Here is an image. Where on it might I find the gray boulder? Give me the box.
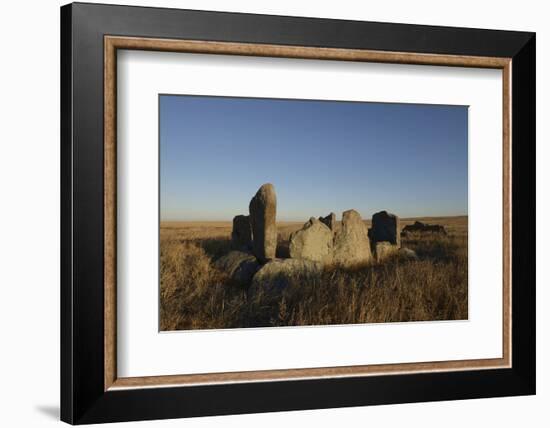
[289,217,333,263]
[231,215,252,251]
[370,211,400,247]
[332,209,372,266]
[250,258,322,294]
[249,183,277,263]
[214,251,260,286]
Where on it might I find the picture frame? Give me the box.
[60,2,535,424]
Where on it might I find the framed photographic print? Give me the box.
[60,2,535,424]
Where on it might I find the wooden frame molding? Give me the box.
[104,35,513,391]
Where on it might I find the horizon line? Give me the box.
[160,213,469,223]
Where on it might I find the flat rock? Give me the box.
[249,183,277,263]
[332,209,372,267]
[231,214,252,251]
[289,217,333,262]
[214,251,260,286]
[250,258,322,294]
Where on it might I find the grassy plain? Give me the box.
[160,216,468,331]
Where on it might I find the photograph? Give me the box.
[159,95,469,331]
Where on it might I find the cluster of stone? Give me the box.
[220,183,416,291]
[285,209,375,266]
[290,209,407,265]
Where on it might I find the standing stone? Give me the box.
[289,217,333,263]
[319,212,337,232]
[249,183,277,263]
[231,215,252,251]
[332,209,372,266]
[370,211,400,247]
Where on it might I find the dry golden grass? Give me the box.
[160,216,468,331]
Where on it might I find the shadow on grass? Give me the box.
[191,237,233,260]
[403,235,465,263]
[193,236,293,260]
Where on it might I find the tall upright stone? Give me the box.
[370,211,400,247]
[319,212,337,232]
[332,209,372,266]
[289,217,333,262]
[249,183,277,263]
[231,215,252,251]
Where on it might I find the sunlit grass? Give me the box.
[160,217,468,331]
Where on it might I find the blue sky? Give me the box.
[160,95,468,221]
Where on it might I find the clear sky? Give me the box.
[160,95,468,222]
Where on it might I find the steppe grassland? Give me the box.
[160,217,468,331]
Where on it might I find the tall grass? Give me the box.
[160,225,467,331]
